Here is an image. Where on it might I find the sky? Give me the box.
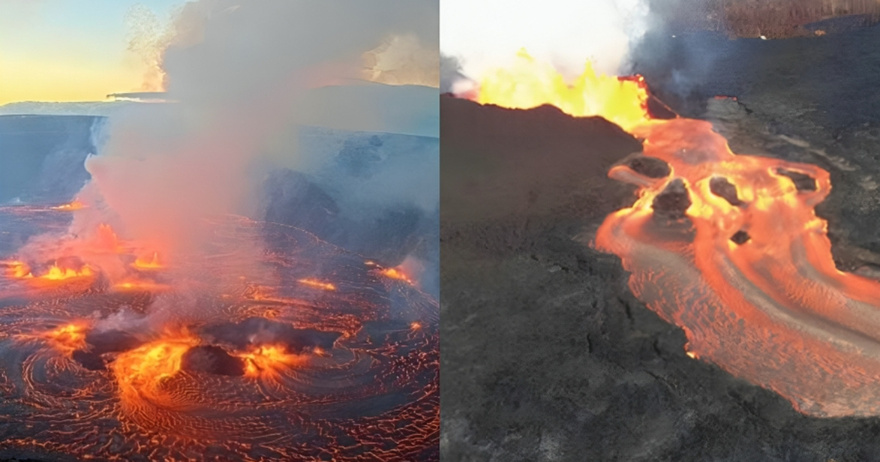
[0,0,183,105]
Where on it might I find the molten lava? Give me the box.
[237,344,308,379]
[0,215,438,459]
[379,267,414,285]
[112,279,169,292]
[22,323,90,356]
[38,262,94,281]
[50,200,85,211]
[476,49,651,132]
[297,278,336,291]
[2,260,32,278]
[1,223,172,293]
[474,57,880,417]
[112,332,198,405]
[133,251,164,270]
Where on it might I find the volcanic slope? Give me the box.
[440,88,880,460]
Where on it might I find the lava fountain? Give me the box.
[471,52,880,417]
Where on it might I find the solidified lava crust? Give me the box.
[0,211,439,461]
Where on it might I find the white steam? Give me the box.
[80,0,438,255]
[440,0,650,82]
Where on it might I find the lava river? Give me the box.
[472,52,880,417]
[0,207,438,460]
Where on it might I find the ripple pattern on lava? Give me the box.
[596,118,880,417]
[0,212,438,461]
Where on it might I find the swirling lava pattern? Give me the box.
[0,211,438,460]
[596,119,880,417]
[474,55,880,417]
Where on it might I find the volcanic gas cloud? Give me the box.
[0,1,438,460]
[470,52,880,418]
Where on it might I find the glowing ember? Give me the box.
[298,278,336,291]
[112,279,168,292]
[38,262,94,281]
[41,323,88,355]
[50,200,85,211]
[379,267,414,285]
[474,49,651,132]
[237,344,308,379]
[477,56,880,417]
[133,252,164,270]
[2,260,33,278]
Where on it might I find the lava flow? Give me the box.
[473,53,880,417]
[0,207,439,460]
[379,267,416,285]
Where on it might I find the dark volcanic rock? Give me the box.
[627,155,671,179]
[264,169,339,233]
[709,176,744,205]
[776,168,818,192]
[441,97,641,229]
[351,205,427,265]
[634,23,880,273]
[279,127,439,297]
[0,115,98,204]
[731,230,751,245]
[72,350,105,371]
[441,81,880,460]
[646,95,678,120]
[85,329,142,354]
[202,317,341,353]
[181,345,246,376]
[651,178,691,219]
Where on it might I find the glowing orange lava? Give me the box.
[2,260,33,279]
[29,323,89,356]
[379,267,414,285]
[133,252,164,270]
[474,49,651,132]
[236,344,307,379]
[112,332,198,405]
[298,278,337,291]
[476,56,880,417]
[38,263,94,281]
[0,215,439,458]
[50,200,85,211]
[112,279,168,292]
[92,223,125,253]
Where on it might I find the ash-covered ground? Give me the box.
[440,24,880,461]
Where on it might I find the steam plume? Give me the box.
[10,0,440,320]
[440,0,650,84]
[79,0,438,256]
